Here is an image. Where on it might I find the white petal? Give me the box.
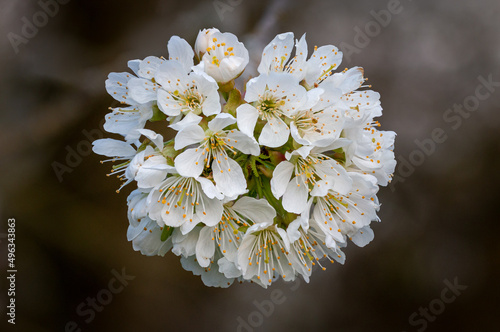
[181,255,234,288]
[232,197,276,226]
[302,88,324,109]
[225,131,260,156]
[92,139,135,157]
[351,226,374,247]
[286,214,309,243]
[290,121,311,146]
[305,45,342,86]
[195,28,220,57]
[218,257,242,278]
[137,129,163,149]
[196,177,224,200]
[197,196,223,227]
[105,72,134,104]
[287,145,314,160]
[155,60,189,89]
[270,161,294,198]
[208,113,236,132]
[258,116,290,148]
[167,36,194,72]
[157,89,182,117]
[169,112,202,131]
[195,227,216,267]
[310,179,334,197]
[328,66,364,94]
[212,158,247,197]
[282,176,308,214]
[174,125,205,150]
[276,227,291,251]
[257,32,294,74]
[190,72,221,116]
[136,156,169,188]
[174,148,205,178]
[128,78,158,104]
[172,227,200,257]
[127,60,141,76]
[236,104,259,138]
[138,56,164,80]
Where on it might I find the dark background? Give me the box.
[0,0,499,331]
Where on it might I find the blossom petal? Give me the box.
[257,32,294,74]
[258,116,290,148]
[196,227,216,267]
[138,56,164,80]
[174,148,205,178]
[128,77,158,104]
[174,125,205,150]
[208,113,236,132]
[172,227,200,257]
[232,197,276,226]
[351,226,375,247]
[196,177,224,200]
[225,131,260,156]
[136,156,169,188]
[137,129,163,149]
[305,45,343,86]
[282,176,308,214]
[92,139,135,157]
[218,257,242,278]
[127,60,141,76]
[155,60,189,89]
[236,104,259,138]
[270,160,294,199]
[105,72,134,104]
[212,158,247,197]
[169,112,202,131]
[167,36,194,72]
[197,196,223,227]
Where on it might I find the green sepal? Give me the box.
[223,88,244,117]
[150,104,167,122]
[161,226,174,241]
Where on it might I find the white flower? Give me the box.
[271,144,352,214]
[126,189,173,256]
[126,36,195,104]
[237,223,296,288]
[236,72,309,147]
[311,173,380,246]
[103,102,154,141]
[180,251,236,288]
[147,173,224,235]
[92,129,173,191]
[286,217,346,282]
[194,29,249,84]
[194,28,220,59]
[257,32,343,88]
[289,83,345,147]
[155,60,221,119]
[257,32,307,80]
[104,60,159,138]
[173,113,260,197]
[95,29,397,289]
[344,127,396,186]
[105,60,145,105]
[195,196,276,268]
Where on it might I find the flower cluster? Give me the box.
[93,28,396,288]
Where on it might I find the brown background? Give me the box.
[0,0,499,331]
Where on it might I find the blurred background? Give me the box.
[0,0,499,331]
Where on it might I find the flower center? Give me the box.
[172,88,203,115]
[255,91,286,120]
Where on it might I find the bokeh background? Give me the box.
[1,0,499,331]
